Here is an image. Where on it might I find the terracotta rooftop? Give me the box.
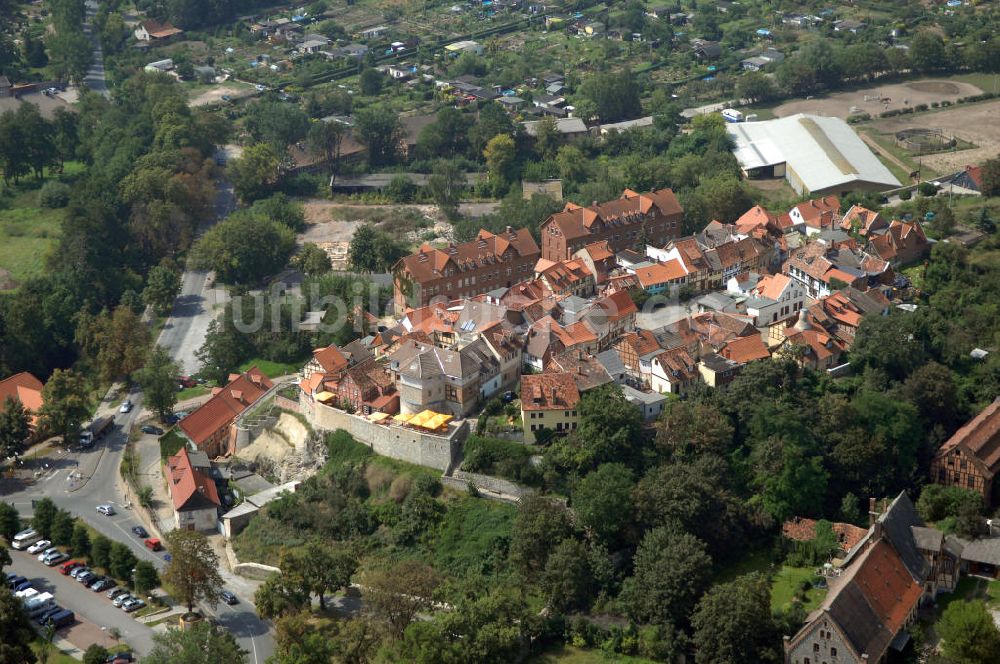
[396,228,540,285]
[634,259,687,288]
[0,372,44,416]
[140,19,183,38]
[312,344,348,374]
[542,188,683,241]
[792,195,841,224]
[179,368,273,452]
[734,204,777,234]
[936,398,1000,475]
[520,373,581,411]
[167,447,221,512]
[751,273,792,301]
[721,334,771,363]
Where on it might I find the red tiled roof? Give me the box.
[735,205,777,234]
[792,195,841,224]
[593,289,638,322]
[936,398,1000,474]
[520,373,581,411]
[542,189,683,241]
[721,334,770,363]
[851,539,923,642]
[179,368,273,451]
[964,164,982,189]
[634,259,687,288]
[580,240,614,261]
[140,19,183,38]
[167,447,220,512]
[396,228,540,285]
[752,273,791,301]
[312,345,348,373]
[0,372,44,415]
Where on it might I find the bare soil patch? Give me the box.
[774,79,982,120]
[189,84,254,107]
[867,100,1000,174]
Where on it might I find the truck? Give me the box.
[721,108,744,123]
[24,593,54,616]
[80,416,114,448]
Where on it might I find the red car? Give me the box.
[59,560,84,575]
[144,538,163,552]
[176,376,197,389]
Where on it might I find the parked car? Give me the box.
[59,560,84,575]
[107,653,134,663]
[144,538,162,552]
[15,587,38,600]
[220,590,238,605]
[92,578,116,592]
[13,579,32,592]
[108,588,129,600]
[119,399,133,413]
[96,504,116,516]
[76,571,96,585]
[5,573,25,588]
[41,609,74,628]
[37,547,59,561]
[44,552,69,566]
[83,574,104,588]
[112,593,133,608]
[121,598,145,612]
[27,539,52,555]
[131,526,149,538]
[140,425,163,436]
[176,376,197,388]
[36,605,64,625]
[70,566,90,579]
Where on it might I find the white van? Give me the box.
[12,528,40,550]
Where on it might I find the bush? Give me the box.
[461,435,540,485]
[386,174,417,203]
[38,181,71,208]
[899,190,912,201]
[918,182,938,197]
[914,103,928,112]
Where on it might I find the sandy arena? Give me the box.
[774,79,982,120]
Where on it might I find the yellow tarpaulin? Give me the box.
[368,412,390,422]
[425,413,453,430]
[393,412,412,423]
[314,391,336,402]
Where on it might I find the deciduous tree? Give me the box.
[691,573,781,664]
[161,529,222,614]
[0,583,37,663]
[622,527,712,627]
[38,369,90,442]
[143,265,181,316]
[0,396,30,460]
[938,600,1000,664]
[137,346,180,421]
[229,143,281,203]
[145,622,247,664]
[509,494,574,582]
[361,559,439,638]
[354,106,402,168]
[572,463,634,542]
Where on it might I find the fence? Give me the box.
[441,468,534,504]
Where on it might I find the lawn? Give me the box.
[159,429,187,460]
[771,566,826,613]
[0,162,86,289]
[713,546,774,585]
[176,385,210,401]
[30,643,78,664]
[238,357,306,378]
[527,645,660,664]
[431,496,515,578]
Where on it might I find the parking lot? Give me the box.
[6,546,157,655]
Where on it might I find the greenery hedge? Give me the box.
[461,434,541,485]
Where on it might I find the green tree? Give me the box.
[483,133,516,193]
[0,501,20,542]
[578,70,641,123]
[307,120,345,180]
[938,600,1000,664]
[271,611,338,664]
[293,243,332,277]
[427,160,465,221]
[355,106,402,168]
[417,107,471,160]
[540,538,592,613]
[980,156,1000,197]
[622,527,712,626]
[143,264,181,316]
[79,305,150,382]
[161,529,223,614]
[136,346,180,421]
[548,384,643,474]
[134,560,160,595]
[189,211,296,284]
[70,522,90,557]
[244,101,310,151]
[32,498,59,539]
[533,116,561,160]
[109,541,137,582]
[145,622,247,664]
[358,67,383,96]
[361,559,439,639]
[83,645,110,664]
[229,143,281,203]
[691,573,780,664]
[38,369,91,442]
[0,544,9,574]
[510,495,574,583]
[255,573,309,620]
[90,534,111,570]
[50,510,74,546]
[0,396,30,460]
[0,583,38,663]
[348,224,406,273]
[572,463,634,542]
[910,30,947,72]
[280,542,357,610]
[736,70,777,104]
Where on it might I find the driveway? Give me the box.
[83,1,110,99]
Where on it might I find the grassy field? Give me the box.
[30,643,79,664]
[771,566,826,613]
[0,161,86,289]
[431,495,516,578]
[176,385,210,401]
[238,357,306,378]
[159,429,187,460]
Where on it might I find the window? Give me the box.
[814,644,819,652]
[830,648,836,657]
[968,476,975,488]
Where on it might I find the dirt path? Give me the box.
[858,131,912,181]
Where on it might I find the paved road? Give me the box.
[82,1,110,99]
[155,181,234,374]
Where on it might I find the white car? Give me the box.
[96,504,116,516]
[27,540,52,555]
[36,547,59,562]
[43,552,68,566]
[119,400,133,413]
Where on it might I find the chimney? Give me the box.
[869,497,878,525]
